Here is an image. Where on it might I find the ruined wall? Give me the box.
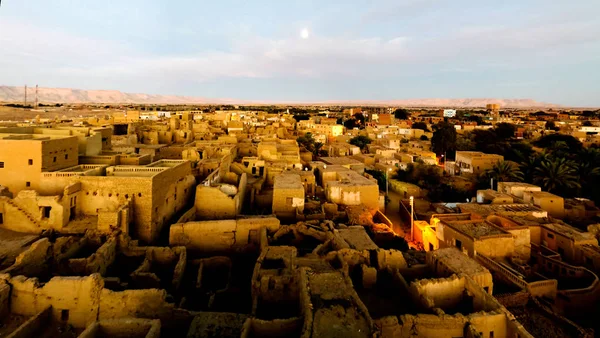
[170,217,279,253]
[14,185,80,230]
[99,288,174,321]
[409,275,466,310]
[468,313,508,338]
[1,197,42,233]
[396,314,467,337]
[69,237,117,276]
[8,274,103,328]
[195,185,238,220]
[3,238,51,277]
[79,319,161,338]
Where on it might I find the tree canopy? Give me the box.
[494,123,516,140]
[533,133,583,152]
[545,120,557,130]
[431,122,457,158]
[393,108,410,120]
[412,122,429,131]
[349,135,372,152]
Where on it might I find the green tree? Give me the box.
[431,122,457,158]
[485,161,523,184]
[297,133,317,154]
[365,169,387,191]
[494,123,516,139]
[292,114,310,122]
[353,113,366,126]
[456,132,476,151]
[545,120,557,130]
[533,158,580,194]
[534,133,583,152]
[344,118,358,129]
[419,135,429,141]
[393,108,410,120]
[412,122,429,131]
[583,121,593,127]
[313,142,326,157]
[349,135,372,153]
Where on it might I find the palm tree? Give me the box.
[576,162,600,193]
[313,142,325,157]
[486,160,523,184]
[533,158,580,194]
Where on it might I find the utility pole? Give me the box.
[24,85,27,106]
[410,196,414,242]
[35,85,38,109]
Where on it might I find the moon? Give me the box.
[300,28,309,39]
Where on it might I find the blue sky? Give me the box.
[1,0,599,106]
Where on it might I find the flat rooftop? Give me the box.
[456,151,503,159]
[332,171,376,187]
[527,191,563,199]
[0,133,75,141]
[428,248,490,276]
[446,220,509,239]
[542,223,597,242]
[458,203,546,215]
[319,157,363,166]
[273,173,303,190]
[499,182,541,189]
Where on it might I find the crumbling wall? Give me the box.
[170,220,236,253]
[3,238,51,277]
[468,312,508,338]
[13,190,67,230]
[398,314,467,337]
[376,249,408,270]
[240,317,304,338]
[409,275,466,310]
[252,246,300,317]
[99,288,175,321]
[2,198,42,233]
[7,306,52,338]
[170,217,280,253]
[8,274,103,328]
[53,236,87,265]
[69,237,117,276]
[79,318,161,338]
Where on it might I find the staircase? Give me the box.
[4,199,42,228]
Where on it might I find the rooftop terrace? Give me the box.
[542,223,597,242]
[446,220,509,239]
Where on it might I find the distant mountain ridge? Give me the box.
[0,85,560,108]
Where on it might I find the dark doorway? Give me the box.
[70,206,76,220]
[42,206,51,219]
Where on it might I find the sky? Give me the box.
[0,0,599,106]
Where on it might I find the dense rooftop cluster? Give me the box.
[0,104,599,337]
